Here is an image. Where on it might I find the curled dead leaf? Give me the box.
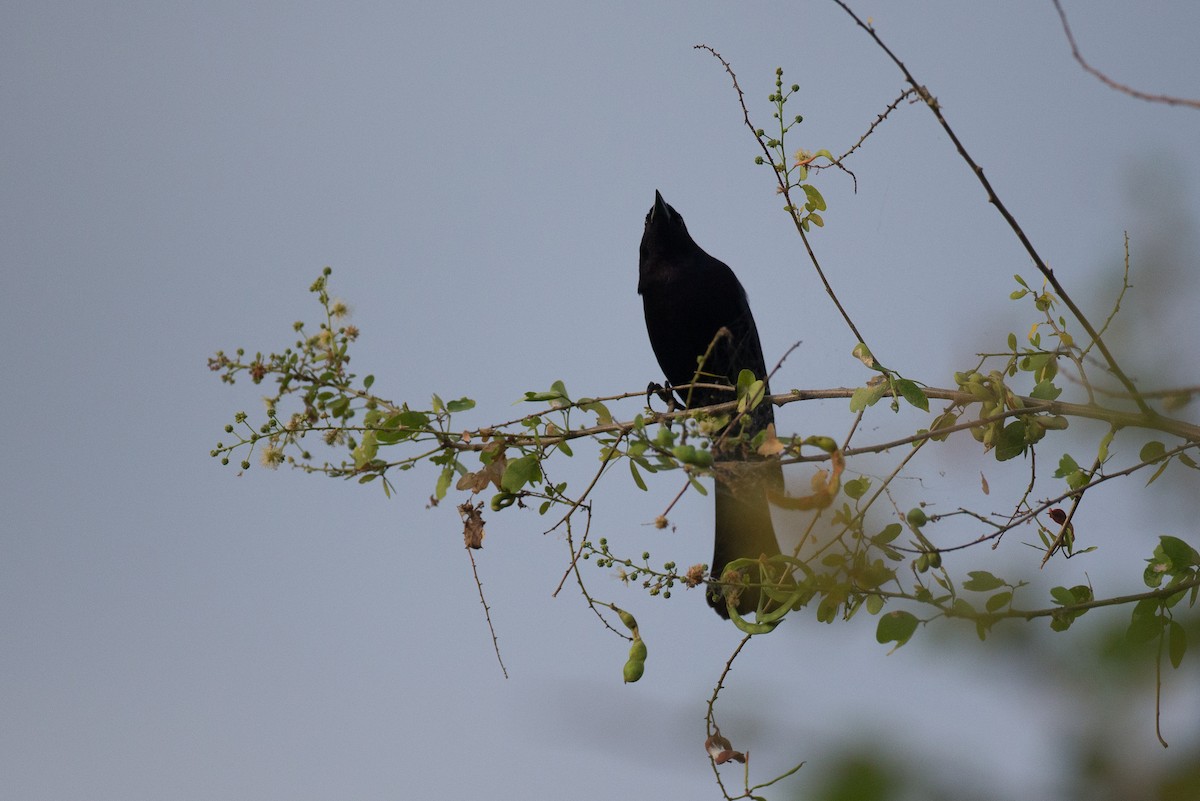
[705,727,747,765]
[455,452,507,494]
[458,502,486,549]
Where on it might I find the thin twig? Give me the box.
[550,431,626,596]
[1051,0,1200,110]
[833,87,918,166]
[927,439,1198,554]
[706,634,755,797]
[1039,451,1104,567]
[695,44,870,348]
[465,544,508,679]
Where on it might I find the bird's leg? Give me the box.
[645,381,678,414]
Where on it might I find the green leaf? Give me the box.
[352,431,378,468]
[995,421,1027,461]
[985,591,1012,612]
[876,610,919,648]
[851,342,878,370]
[1140,440,1167,463]
[1146,460,1170,486]
[1067,584,1092,604]
[1131,597,1160,621]
[844,477,869,499]
[363,374,375,390]
[951,598,976,618]
[1126,611,1162,645]
[1007,332,1018,351]
[1160,535,1200,569]
[500,454,541,493]
[962,571,1005,592]
[1053,454,1087,490]
[629,460,647,491]
[1013,274,1029,289]
[927,411,958,442]
[524,381,570,403]
[434,465,453,501]
[446,397,476,413]
[1144,559,1169,588]
[873,523,902,545]
[1050,586,1075,606]
[397,410,430,429]
[801,183,827,211]
[1097,427,1115,463]
[895,379,929,412]
[581,399,613,425]
[327,396,350,418]
[1055,454,1080,477]
[374,428,410,445]
[736,369,766,413]
[1030,380,1062,400]
[850,382,887,412]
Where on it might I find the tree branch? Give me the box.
[829,0,1154,416]
[1051,0,1200,110]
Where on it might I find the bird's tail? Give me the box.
[708,459,786,619]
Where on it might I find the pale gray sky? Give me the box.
[3,2,1199,799]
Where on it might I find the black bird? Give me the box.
[638,190,785,618]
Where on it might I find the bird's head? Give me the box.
[640,190,694,264]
